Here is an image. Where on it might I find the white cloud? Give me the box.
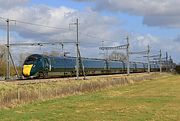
[0,1,179,63]
[0,5,75,39]
[0,0,29,9]
[174,35,180,42]
[0,5,125,60]
[131,33,180,62]
[73,0,180,28]
[0,5,121,45]
[136,34,158,47]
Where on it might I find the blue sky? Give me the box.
[39,0,179,42]
[28,0,180,62]
[29,0,179,38]
[0,0,180,63]
[30,0,92,10]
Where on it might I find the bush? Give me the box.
[0,60,22,77]
[175,65,180,74]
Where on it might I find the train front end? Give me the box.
[22,54,44,77]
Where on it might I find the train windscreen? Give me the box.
[24,56,40,64]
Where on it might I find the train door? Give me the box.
[40,58,50,78]
[44,58,49,72]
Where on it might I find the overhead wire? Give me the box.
[0,16,134,59]
[15,20,73,31]
[0,16,125,43]
[0,16,74,31]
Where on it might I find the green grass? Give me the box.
[0,74,180,121]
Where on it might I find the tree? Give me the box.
[0,45,6,76]
[43,51,60,56]
[0,45,23,77]
[109,51,127,61]
[0,45,6,59]
[19,53,31,66]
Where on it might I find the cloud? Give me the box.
[136,34,158,47]
[73,0,180,28]
[0,1,179,63]
[143,15,180,28]
[0,5,125,60]
[0,0,29,9]
[174,35,180,42]
[133,34,180,61]
[0,5,121,45]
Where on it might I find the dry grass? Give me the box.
[0,73,179,121]
[0,73,164,108]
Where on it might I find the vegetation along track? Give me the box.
[0,73,169,108]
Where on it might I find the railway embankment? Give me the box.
[0,73,170,108]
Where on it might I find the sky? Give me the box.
[0,0,180,63]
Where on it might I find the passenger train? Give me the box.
[22,54,160,78]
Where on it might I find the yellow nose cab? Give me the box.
[23,65,33,77]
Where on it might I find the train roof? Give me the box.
[26,54,150,64]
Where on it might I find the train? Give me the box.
[22,54,160,78]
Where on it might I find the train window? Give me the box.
[24,56,39,64]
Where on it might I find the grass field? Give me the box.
[0,74,180,121]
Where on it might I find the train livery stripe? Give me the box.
[23,65,33,76]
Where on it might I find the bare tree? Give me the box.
[47,51,60,56]
[109,51,127,61]
[0,45,6,60]
[43,52,49,56]
[0,45,6,76]
[19,53,31,66]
